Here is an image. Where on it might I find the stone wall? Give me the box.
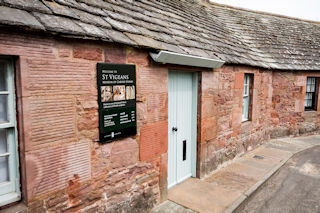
[199,66,273,177]
[0,31,164,212]
[270,71,320,137]
[198,67,320,177]
[0,31,320,212]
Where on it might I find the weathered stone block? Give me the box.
[201,96,216,118]
[127,48,150,67]
[202,70,219,92]
[201,117,217,143]
[104,45,126,64]
[137,67,168,95]
[91,142,112,177]
[159,153,168,202]
[25,141,91,198]
[295,99,304,112]
[234,72,244,89]
[58,47,71,58]
[110,138,138,169]
[270,128,290,138]
[140,121,168,161]
[73,46,103,61]
[296,75,306,86]
[146,93,168,123]
[232,107,242,129]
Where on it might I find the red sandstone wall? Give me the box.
[0,31,164,212]
[199,67,320,177]
[199,66,273,177]
[271,71,320,136]
[1,31,320,212]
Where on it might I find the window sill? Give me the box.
[304,109,317,112]
[0,192,21,208]
[241,120,252,129]
[0,202,27,213]
[242,119,250,123]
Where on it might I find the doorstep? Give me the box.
[153,135,320,213]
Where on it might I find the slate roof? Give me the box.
[0,0,320,70]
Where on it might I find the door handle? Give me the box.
[172,127,178,132]
[183,140,186,161]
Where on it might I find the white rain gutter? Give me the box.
[150,51,225,68]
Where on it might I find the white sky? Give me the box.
[210,0,320,22]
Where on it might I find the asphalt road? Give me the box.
[236,146,320,213]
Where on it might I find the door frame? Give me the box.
[168,70,198,186]
[190,72,198,177]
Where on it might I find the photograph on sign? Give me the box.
[126,85,135,100]
[113,85,126,101]
[101,86,113,102]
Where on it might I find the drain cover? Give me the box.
[253,155,264,160]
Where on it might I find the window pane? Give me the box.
[306,99,311,107]
[245,98,249,119]
[0,129,7,154]
[0,156,9,182]
[0,63,6,91]
[242,97,249,120]
[310,84,315,92]
[306,85,311,92]
[244,85,248,96]
[306,93,311,100]
[0,94,8,122]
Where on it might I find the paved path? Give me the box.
[152,135,320,213]
[152,201,196,213]
[235,146,320,213]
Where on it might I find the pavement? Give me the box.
[151,135,320,213]
[235,146,320,213]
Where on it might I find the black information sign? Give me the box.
[97,63,136,143]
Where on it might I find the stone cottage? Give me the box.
[0,0,320,212]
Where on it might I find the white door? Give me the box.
[168,71,197,188]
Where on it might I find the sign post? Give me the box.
[97,63,137,143]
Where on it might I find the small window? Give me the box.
[0,57,20,207]
[305,77,319,111]
[242,74,253,122]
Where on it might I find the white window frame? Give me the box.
[0,57,20,206]
[242,74,251,122]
